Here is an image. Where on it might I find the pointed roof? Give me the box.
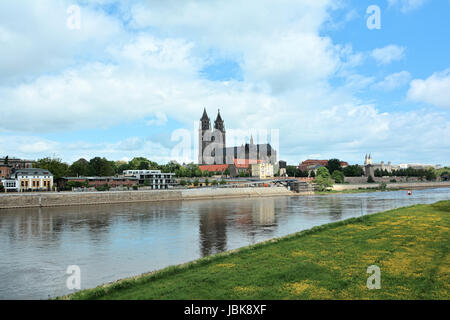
[201,108,209,121]
[215,109,223,122]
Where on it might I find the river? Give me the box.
[0,187,449,299]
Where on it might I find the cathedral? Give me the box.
[198,108,277,165]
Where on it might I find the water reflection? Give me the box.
[0,188,448,299]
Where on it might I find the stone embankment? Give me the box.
[0,187,294,210]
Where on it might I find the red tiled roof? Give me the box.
[199,164,229,172]
[233,159,263,169]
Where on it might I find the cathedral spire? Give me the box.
[201,108,209,121]
[214,108,224,131]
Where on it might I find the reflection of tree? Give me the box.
[198,205,227,257]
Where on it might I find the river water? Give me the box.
[0,188,449,299]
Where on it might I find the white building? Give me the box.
[123,170,176,189]
[2,168,54,192]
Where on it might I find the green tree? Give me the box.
[34,157,69,179]
[193,179,199,187]
[343,165,364,177]
[314,167,333,191]
[286,166,299,177]
[68,158,90,177]
[326,159,342,175]
[331,170,345,184]
[212,180,218,186]
[204,178,209,186]
[88,157,115,177]
[309,170,315,178]
[367,175,375,183]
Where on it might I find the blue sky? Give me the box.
[0,0,449,166]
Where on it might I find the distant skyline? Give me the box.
[0,0,449,166]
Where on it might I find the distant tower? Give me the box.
[198,108,211,165]
[213,109,226,164]
[198,108,226,165]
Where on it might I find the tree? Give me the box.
[309,170,315,178]
[326,159,342,175]
[212,180,218,186]
[193,179,199,187]
[34,157,69,179]
[367,175,375,183]
[4,156,8,165]
[286,166,299,177]
[115,161,130,175]
[0,184,4,192]
[314,167,334,191]
[343,165,364,177]
[204,178,209,186]
[88,157,115,177]
[68,158,90,177]
[331,170,345,184]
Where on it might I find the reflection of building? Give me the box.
[253,198,276,226]
[123,170,176,189]
[198,205,227,257]
[198,109,277,165]
[251,163,274,179]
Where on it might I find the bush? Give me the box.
[390,179,397,183]
[0,184,4,192]
[212,180,218,186]
[179,180,187,186]
[219,179,226,185]
[96,184,111,192]
[331,170,345,184]
[379,181,387,191]
[132,185,139,190]
[314,167,333,191]
[367,175,375,183]
[193,179,199,187]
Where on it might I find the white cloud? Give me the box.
[371,45,406,65]
[0,1,448,165]
[407,68,450,109]
[374,71,411,90]
[388,0,428,13]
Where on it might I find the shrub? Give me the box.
[132,185,139,190]
[379,181,387,191]
[331,170,344,184]
[193,179,199,187]
[367,175,375,183]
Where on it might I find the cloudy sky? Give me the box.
[0,0,449,166]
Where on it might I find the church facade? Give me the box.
[198,109,277,165]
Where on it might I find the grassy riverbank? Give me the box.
[314,188,401,195]
[65,200,450,300]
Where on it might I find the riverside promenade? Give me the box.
[0,187,294,210]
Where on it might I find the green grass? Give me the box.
[64,200,450,300]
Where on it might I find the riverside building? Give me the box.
[123,170,176,189]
